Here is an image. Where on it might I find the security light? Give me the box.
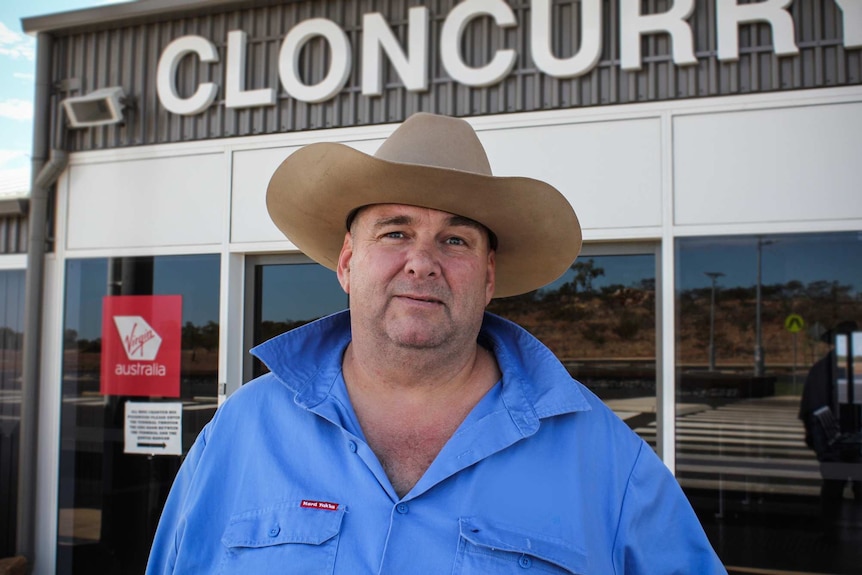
[62,86,126,128]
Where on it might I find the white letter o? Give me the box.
[279,19,352,103]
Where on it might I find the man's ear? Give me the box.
[484,249,496,305]
[336,232,353,294]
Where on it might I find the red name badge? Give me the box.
[301,500,340,511]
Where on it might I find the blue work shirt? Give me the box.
[147,311,726,574]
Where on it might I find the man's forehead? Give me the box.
[351,204,477,227]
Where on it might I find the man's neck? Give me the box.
[343,334,492,395]
[341,337,501,498]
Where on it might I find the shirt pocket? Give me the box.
[453,517,589,575]
[218,502,345,575]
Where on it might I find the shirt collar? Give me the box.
[251,310,591,426]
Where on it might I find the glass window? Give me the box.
[675,232,862,574]
[488,253,657,442]
[57,255,219,575]
[0,269,25,557]
[250,262,347,378]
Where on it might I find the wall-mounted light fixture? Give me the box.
[62,86,127,128]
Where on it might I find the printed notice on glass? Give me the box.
[124,401,183,455]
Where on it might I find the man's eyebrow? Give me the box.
[371,215,413,229]
[449,215,498,250]
[446,215,486,232]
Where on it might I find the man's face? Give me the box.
[337,204,496,351]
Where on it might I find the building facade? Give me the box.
[5,0,861,573]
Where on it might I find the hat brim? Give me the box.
[266,143,582,298]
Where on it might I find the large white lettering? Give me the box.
[156,36,219,115]
[620,0,696,71]
[152,2,862,114]
[362,8,429,96]
[531,0,602,78]
[717,0,798,61]
[834,0,862,50]
[279,18,352,103]
[440,0,517,87]
[226,30,275,108]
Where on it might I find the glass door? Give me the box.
[244,255,348,381]
[0,269,25,558]
[487,243,659,444]
[674,232,862,574]
[57,255,220,575]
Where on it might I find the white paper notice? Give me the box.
[124,401,183,455]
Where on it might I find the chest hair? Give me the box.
[361,410,466,498]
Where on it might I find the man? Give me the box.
[798,321,862,533]
[147,113,726,573]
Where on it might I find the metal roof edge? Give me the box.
[21,0,252,34]
[0,198,29,217]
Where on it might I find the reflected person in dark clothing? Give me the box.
[798,320,862,534]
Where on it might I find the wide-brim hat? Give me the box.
[266,113,582,298]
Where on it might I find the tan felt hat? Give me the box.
[266,112,582,298]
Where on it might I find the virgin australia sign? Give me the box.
[156,0,862,115]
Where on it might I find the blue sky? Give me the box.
[0,0,129,196]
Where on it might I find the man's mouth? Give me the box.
[397,294,443,305]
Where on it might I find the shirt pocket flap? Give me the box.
[459,517,589,573]
[222,503,345,549]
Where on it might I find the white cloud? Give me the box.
[0,150,30,196]
[0,99,33,121]
[0,149,29,166]
[0,21,35,60]
[0,165,31,197]
[13,72,34,81]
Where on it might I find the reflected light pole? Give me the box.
[755,238,774,377]
[705,272,724,371]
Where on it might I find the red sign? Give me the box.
[100,295,182,397]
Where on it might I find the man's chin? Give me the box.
[385,324,449,350]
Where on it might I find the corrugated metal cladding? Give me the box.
[51,0,860,152]
[0,216,28,255]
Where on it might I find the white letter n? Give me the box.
[362,8,429,96]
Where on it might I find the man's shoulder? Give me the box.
[215,372,295,421]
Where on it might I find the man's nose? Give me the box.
[404,241,441,277]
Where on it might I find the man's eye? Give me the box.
[445,237,466,246]
[384,231,405,239]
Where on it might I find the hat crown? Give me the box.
[374,113,493,176]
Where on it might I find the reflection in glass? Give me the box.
[488,254,657,440]
[252,263,347,377]
[0,269,25,557]
[675,232,862,574]
[57,255,220,575]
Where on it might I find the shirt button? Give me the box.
[348,440,357,453]
[268,526,280,537]
[518,555,532,569]
[396,503,409,514]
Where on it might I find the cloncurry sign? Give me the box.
[156,0,862,115]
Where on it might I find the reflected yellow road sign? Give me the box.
[785,314,804,333]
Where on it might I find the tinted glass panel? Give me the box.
[252,263,347,377]
[488,253,657,440]
[675,232,862,574]
[57,255,219,575]
[0,269,25,557]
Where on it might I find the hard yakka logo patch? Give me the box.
[300,500,340,511]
